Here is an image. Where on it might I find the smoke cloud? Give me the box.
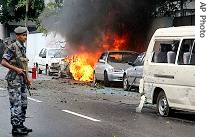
[42,0,154,53]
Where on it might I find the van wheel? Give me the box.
[104,71,110,87]
[123,74,129,91]
[157,91,170,117]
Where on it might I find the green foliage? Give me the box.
[0,0,45,24]
[153,0,193,17]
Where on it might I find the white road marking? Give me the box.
[27,97,43,103]
[62,110,101,122]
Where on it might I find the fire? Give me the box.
[67,52,100,82]
[66,33,128,82]
[112,34,128,50]
[102,32,128,50]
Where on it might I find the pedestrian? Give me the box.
[1,26,32,135]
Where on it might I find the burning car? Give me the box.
[93,50,139,87]
[58,56,72,78]
[123,52,145,91]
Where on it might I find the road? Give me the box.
[0,65,195,137]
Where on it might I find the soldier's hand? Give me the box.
[27,78,32,86]
[16,68,25,75]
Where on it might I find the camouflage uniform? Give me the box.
[2,40,28,127]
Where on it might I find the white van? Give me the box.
[140,26,195,116]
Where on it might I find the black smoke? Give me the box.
[42,0,155,52]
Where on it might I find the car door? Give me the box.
[40,48,47,69]
[127,64,136,85]
[128,54,144,86]
[95,52,107,80]
[134,54,145,86]
[36,48,46,70]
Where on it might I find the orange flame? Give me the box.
[67,52,100,82]
[102,33,128,50]
[66,33,128,82]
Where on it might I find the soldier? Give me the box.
[1,26,32,135]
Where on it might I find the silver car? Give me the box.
[123,52,145,91]
[93,50,139,87]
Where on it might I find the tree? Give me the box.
[0,0,45,24]
[153,0,194,17]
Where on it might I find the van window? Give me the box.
[178,39,195,65]
[152,40,180,64]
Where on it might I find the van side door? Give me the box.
[176,39,195,110]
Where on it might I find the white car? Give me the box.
[34,48,67,75]
[93,50,139,87]
[123,52,145,91]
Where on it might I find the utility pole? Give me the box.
[180,0,184,16]
[25,0,29,27]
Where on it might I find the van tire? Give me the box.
[104,71,110,87]
[156,91,170,117]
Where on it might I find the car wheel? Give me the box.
[123,74,129,91]
[48,71,52,76]
[38,68,42,74]
[104,71,110,87]
[156,91,170,116]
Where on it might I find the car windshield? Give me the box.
[108,52,138,63]
[48,49,62,58]
[54,49,68,58]
[133,53,145,66]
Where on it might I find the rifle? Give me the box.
[16,57,32,96]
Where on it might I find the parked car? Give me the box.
[34,48,67,75]
[123,52,145,91]
[93,50,139,87]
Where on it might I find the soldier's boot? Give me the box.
[12,126,28,135]
[20,123,33,132]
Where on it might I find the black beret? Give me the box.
[14,26,28,34]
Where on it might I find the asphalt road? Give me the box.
[0,65,195,137]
